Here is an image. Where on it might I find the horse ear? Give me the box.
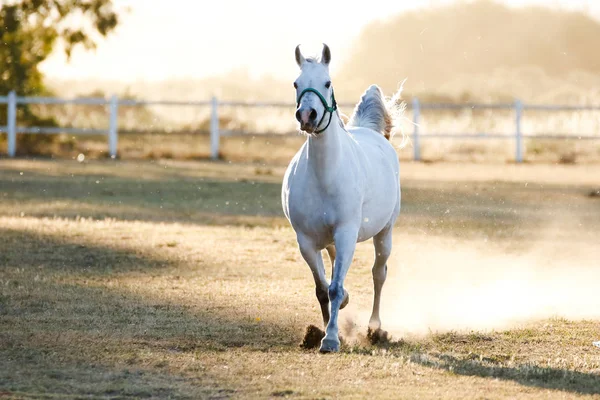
[321,43,331,65]
[295,45,305,67]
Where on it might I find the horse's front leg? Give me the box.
[320,227,358,353]
[297,235,330,327]
[325,244,350,310]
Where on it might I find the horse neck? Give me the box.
[306,111,345,186]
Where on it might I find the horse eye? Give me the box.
[325,81,331,89]
[293,82,298,89]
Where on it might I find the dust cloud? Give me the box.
[344,225,600,338]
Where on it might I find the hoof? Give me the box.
[319,337,340,353]
[340,289,350,310]
[300,325,326,349]
[367,327,390,345]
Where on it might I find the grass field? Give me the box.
[1,158,600,399]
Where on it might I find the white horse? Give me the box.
[282,44,402,353]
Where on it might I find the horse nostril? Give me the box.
[309,109,317,121]
[295,110,302,122]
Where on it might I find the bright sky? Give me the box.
[40,0,600,82]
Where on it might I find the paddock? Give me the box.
[1,159,599,398]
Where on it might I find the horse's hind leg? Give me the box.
[325,245,349,309]
[298,235,330,326]
[369,226,392,331]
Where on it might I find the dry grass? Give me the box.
[1,159,600,399]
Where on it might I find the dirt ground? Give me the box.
[1,159,599,399]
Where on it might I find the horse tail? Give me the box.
[347,83,406,143]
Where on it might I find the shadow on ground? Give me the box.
[414,352,600,396]
[0,228,299,398]
[0,164,285,227]
[3,160,598,240]
[1,227,599,397]
[360,333,600,396]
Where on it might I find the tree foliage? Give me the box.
[0,0,119,154]
[1,0,119,96]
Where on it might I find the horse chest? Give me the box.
[285,178,357,244]
[289,189,338,229]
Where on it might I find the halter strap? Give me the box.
[296,87,338,134]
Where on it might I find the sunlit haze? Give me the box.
[40,0,599,83]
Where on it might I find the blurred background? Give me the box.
[2,0,600,162]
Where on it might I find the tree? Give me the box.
[0,0,120,154]
[1,0,119,96]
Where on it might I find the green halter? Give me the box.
[296,87,338,134]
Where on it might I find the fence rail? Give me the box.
[2,91,600,161]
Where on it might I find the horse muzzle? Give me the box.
[296,107,318,133]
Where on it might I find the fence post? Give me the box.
[412,97,421,161]
[514,99,523,163]
[7,91,17,157]
[210,96,219,160]
[108,95,118,159]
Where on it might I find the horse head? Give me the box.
[293,44,336,134]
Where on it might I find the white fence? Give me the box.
[1,91,600,162]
